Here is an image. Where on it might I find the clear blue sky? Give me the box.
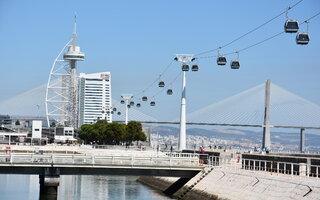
[0,0,319,121]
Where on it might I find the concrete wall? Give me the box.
[139,167,320,200]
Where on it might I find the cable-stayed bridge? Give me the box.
[118,83,320,130]
[1,81,320,130]
[186,83,320,129]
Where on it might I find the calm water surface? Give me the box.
[0,175,174,200]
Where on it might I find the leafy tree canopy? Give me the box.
[78,120,146,145]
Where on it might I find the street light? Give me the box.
[174,54,196,151]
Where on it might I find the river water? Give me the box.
[0,175,174,200]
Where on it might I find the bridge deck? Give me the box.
[0,153,203,178]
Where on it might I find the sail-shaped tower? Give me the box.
[45,16,85,128]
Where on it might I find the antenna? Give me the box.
[72,13,77,50]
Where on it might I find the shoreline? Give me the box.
[137,174,224,200]
[137,166,320,200]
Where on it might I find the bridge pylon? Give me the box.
[262,79,271,150]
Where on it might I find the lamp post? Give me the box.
[175,54,196,151]
[121,94,133,125]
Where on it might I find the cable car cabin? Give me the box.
[111,111,114,114]
[296,32,309,45]
[230,60,240,69]
[113,108,117,112]
[142,96,148,101]
[158,81,165,87]
[121,100,125,104]
[127,105,131,108]
[150,101,156,106]
[130,101,135,106]
[182,64,189,71]
[217,56,227,65]
[167,89,173,95]
[192,65,199,71]
[117,112,121,115]
[284,20,299,33]
[136,103,141,108]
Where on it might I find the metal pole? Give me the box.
[121,94,132,125]
[179,71,187,151]
[300,128,305,153]
[125,99,128,125]
[262,79,271,149]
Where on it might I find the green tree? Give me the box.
[111,122,127,144]
[15,120,20,126]
[126,121,146,144]
[79,124,94,144]
[50,122,56,127]
[78,121,145,145]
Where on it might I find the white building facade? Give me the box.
[78,72,112,127]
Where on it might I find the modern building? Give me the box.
[0,115,11,126]
[31,120,42,139]
[78,72,112,127]
[54,126,75,143]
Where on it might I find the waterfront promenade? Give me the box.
[1,144,320,200]
[139,159,320,200]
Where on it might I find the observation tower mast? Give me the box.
[46,15,85,128]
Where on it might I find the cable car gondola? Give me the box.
[230,60,240,69]
[120,100,125,104]
[150,101,156,106]
[182,64,189,71]
[158,81,165,87]
[127,105,131,108]
[167,89,173,95]
[117,112,121,115]
[217,56,227,65]
[136,103,141,108]
[296,32,309,45]
[111,111,114,114]
[130,101,134,106]
[113,108,117,112]
[191,65,199,71]
[284,19,299,33]
[142,96,148,101]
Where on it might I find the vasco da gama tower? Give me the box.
[45,17,86,128]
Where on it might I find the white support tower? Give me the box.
[121,94,133,125]
[176,54,194,151]
[45,16,85,128]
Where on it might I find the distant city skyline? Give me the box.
[0,0,319,123]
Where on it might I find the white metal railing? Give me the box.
[208,155,234,166]
[0,152,202,168]
[241,158,320,178]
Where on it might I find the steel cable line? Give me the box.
[132,59,175,98]
[197,11,320,60]
[195,0,304,56]
[122,0,306,105]
[151,71,182,98]
[116,2,317,109]
[301,11,320,23]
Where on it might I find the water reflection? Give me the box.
[0,175,174,200]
